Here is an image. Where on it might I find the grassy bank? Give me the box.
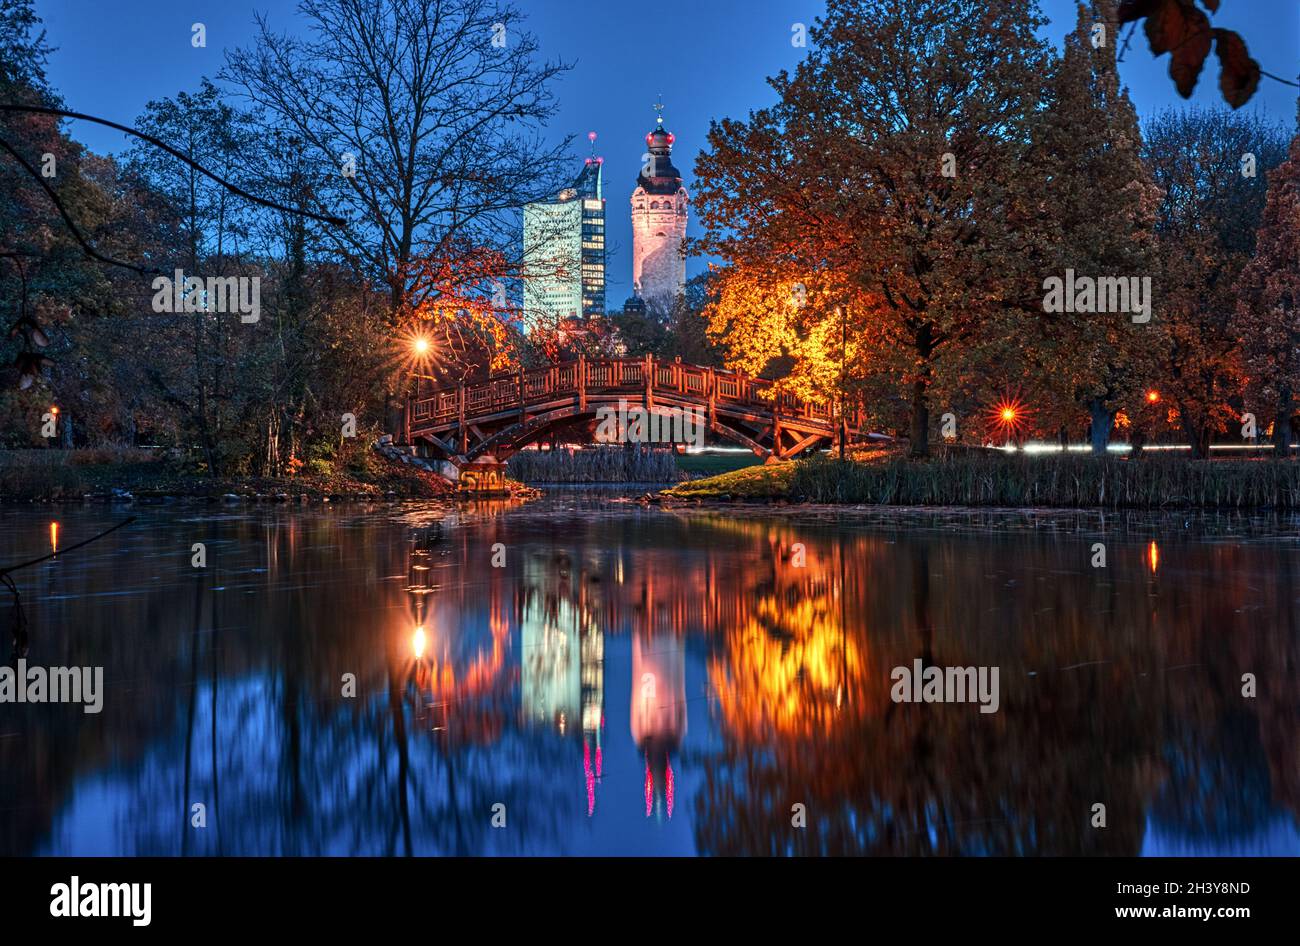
[0,448,454,501]
[664,452,1300,508]
[662,460,796,499]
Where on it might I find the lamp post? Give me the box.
[837,304,848,460]
[405,334,434,446]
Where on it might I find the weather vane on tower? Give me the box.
[654,94,664,126]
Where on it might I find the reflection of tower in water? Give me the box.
[632,627,686,821]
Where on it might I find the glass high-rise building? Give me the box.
[522,147,605,329]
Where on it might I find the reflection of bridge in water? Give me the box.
[404,355,867,464]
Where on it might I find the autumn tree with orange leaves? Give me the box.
[695,0,1055,456]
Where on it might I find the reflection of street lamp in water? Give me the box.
[406,524,443,727]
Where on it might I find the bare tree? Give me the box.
[223,0,573,327]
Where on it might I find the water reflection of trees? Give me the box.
[691,520,1300,856]
[4,506,1297,856]
[9,509,577,855]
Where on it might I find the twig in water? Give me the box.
[3,516,136,658]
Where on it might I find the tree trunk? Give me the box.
[1274,388,1294,459]
[908,326,933,459]
[909,377,929,458]
[1181,410,1210,459]
[1088,398,1114,457]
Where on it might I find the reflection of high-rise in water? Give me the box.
[520,584,606,815]
[581,624,604,817]
[632,629,685,820]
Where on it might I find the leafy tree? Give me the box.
[1144,107,1288,456]
[1233,131,1300,454]
[0,0,120,431]
[1032,1,1162,454]
[123,80,261,472]
[695,0,1055,456]
[663,271,723,366]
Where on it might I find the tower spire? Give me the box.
[653,94,665,127]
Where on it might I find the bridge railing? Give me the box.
[408,356,857,434]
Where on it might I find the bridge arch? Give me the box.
[405,355,864,463]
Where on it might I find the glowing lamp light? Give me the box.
[50,521,59,555]
[50,405,59,415]
[412,625,427,659]
[1148,541,1159,574]
[411,336,430,357]
[987,396,1031,443]
[1146,390,1161,404]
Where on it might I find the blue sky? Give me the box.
[36,0,1300,305]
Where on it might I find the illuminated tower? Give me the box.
[630,100,688,316]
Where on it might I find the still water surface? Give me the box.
[2,495,1297,856]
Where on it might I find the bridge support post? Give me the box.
[644,354,654,413]
[706,367,716,432]
[578,354,586,413]
[457,382,468,455]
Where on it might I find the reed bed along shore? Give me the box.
[664,452,1300,508]
[506,446,685,484]
[788,453,1300,508]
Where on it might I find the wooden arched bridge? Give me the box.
[404,355,865,466]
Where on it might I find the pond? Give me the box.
[2,495,1297,855]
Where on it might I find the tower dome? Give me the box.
[645,127,675,153]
